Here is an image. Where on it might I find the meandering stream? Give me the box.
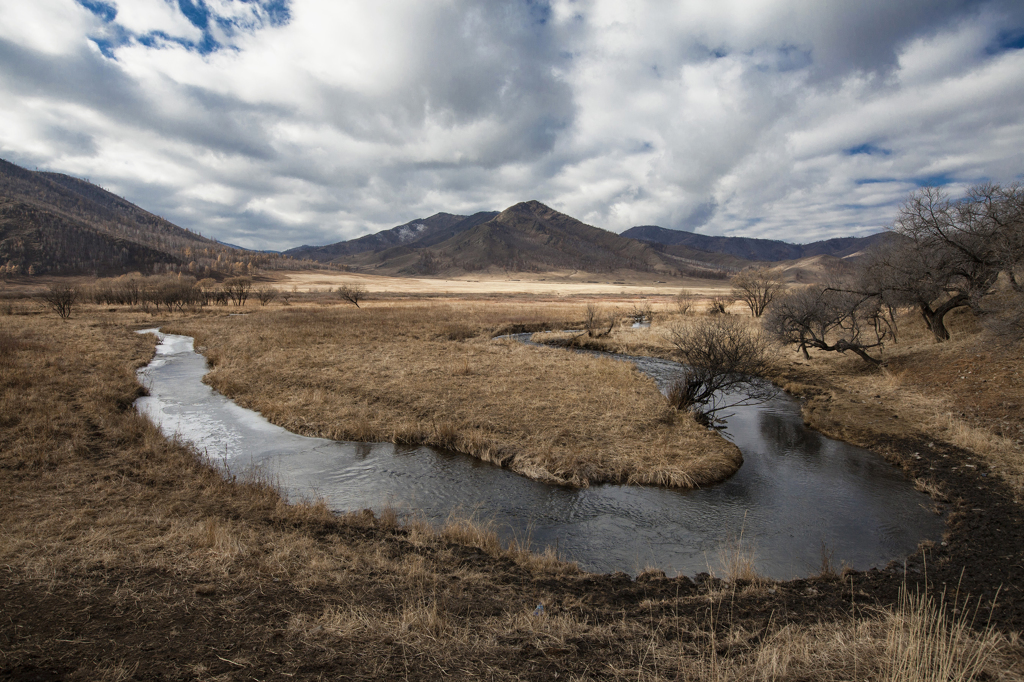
[135,329,943,579]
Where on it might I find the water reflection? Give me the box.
[135,329,943,580]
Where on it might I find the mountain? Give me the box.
[284,211,498,262]
[620,225,889,261]
[0,157,300,277]
[333,201,727,277]
[418,200,664,274]
[300,201,736,279]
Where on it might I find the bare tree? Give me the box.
[115,275,142,306]
[255,285,278,306]
[731,266,786,317]
[664,316,777,425]
[674,289,696,315]
[582,302,614,338]
[763,284,897,365]
[338,283,367,308]
[195,278,218,306]
[223,276,253,306]
[42,283,79,319]
[871,184,1024,341]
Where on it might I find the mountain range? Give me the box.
[287,200,747,278]
[285,202,886,279]
[1,156,886,281]
[620,225,889,261]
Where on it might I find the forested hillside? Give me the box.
[0,158,316,278]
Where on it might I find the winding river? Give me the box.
[135,329,943,580]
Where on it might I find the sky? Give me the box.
[1,0,1023,251]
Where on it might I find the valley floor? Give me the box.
[1,294,1023,680]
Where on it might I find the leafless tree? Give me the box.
[731,266,786,317]
[223,276,252,306]
[582,302,614,337]
[674,289,696,315]
[115,275,142,306]
[870,184,1024,341]
[664,316,777,425]
[763,284,897,365]
[255,285,278,306]
[338,283,367,308]
[194,278,218,306]
[42,283,79,319]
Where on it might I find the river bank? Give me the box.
[136,328,944,579]
[1,302,1022,679]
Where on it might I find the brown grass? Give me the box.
[164,301,741,489]
[1,302,1021,679]
[756,308,1024,497]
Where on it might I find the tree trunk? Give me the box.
[927,293,969,342]
[797,332,810,359]
[835,340,883,365]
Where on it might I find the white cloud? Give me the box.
[110,0,203,41]
[0,0,97,55]
[0,0,1022,250]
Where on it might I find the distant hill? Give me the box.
[420,200,661,274]
[320,200,733,278]
[0,157,305,277]
[284,211,498,262]
[620,225,888,262]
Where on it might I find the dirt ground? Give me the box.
[2,285,1024,680]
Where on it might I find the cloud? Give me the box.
[0,0,1022,250]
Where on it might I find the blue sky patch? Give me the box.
[248,0,291,27]
[913,174,954,187]
[178,0,210,31]
[986,29,1024,55]
[77,0,116,22]
[78,0,290,57]
[845,144,891,156]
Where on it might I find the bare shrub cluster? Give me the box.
[582,301,614,337]
[665,316,777,425]
[674,289,696,315]
[41,282,79,319]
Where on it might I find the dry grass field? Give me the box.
[164,300,739,489]
[270,269,732,296]
[1,282,1023,679]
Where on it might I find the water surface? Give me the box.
[135,329,943,579]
